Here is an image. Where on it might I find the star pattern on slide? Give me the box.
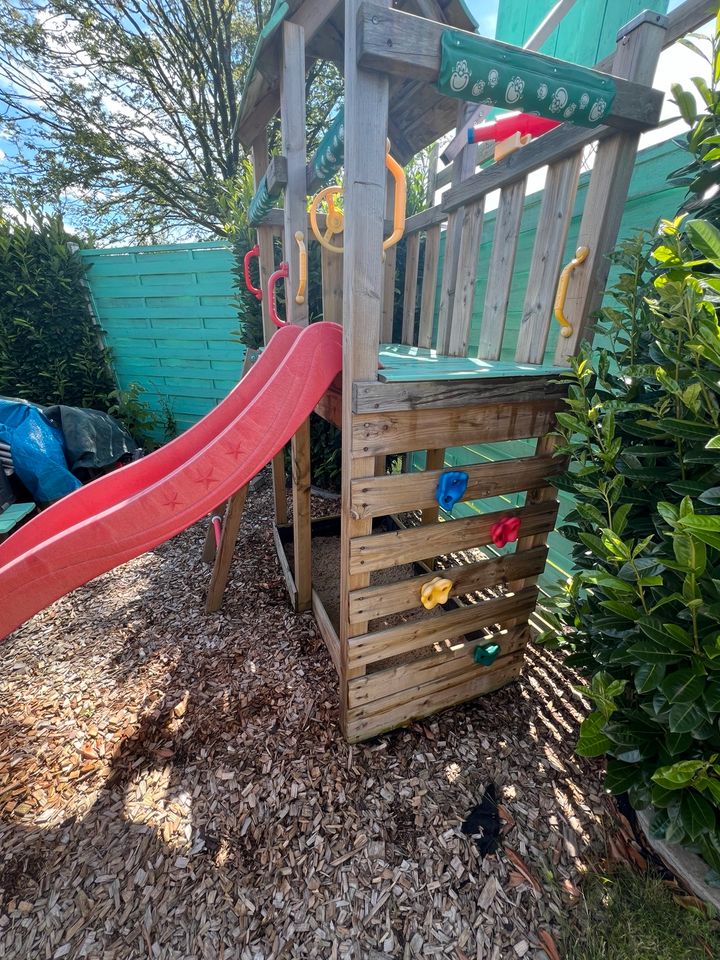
[224,440,245,461]
[192,467,219,491]
[161,490,183,511]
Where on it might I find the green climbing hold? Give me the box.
[474,642,500,666]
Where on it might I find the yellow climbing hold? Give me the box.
[420,577,453,610]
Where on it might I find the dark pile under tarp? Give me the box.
[0,397,137,503]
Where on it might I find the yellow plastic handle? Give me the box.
[294,230,307,304]
[383,148,406,252]
[554,246,589,338]
[420,577,453,610]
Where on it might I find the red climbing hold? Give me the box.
[490,515,521,548]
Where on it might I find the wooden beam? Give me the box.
[339,0,391,696]
[353,376,567,413]
[352,398,563,456]
[349,500,559,575]
[515,153,582,364]
[348,545,548,623]
[205,486,248,612]
[350,453,560,519]
[273,523,298,608]
[347,586,538,669]
[266,154,288,196]
[281,22,309,328]
[357,2,664,131]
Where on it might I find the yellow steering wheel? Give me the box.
[309,185,345,253]
[309,147,406,254]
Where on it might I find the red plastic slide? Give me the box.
[0,321,343,640]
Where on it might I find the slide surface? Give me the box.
[0,322,342,640]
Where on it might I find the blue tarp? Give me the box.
[0,398,81,502]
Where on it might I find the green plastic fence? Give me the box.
[80,240,244,435]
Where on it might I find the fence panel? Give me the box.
[80,241,242,434]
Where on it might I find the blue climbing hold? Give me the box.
[474,643,500,666]
[435,470,469,512]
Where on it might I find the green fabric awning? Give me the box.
[437,31,616,128]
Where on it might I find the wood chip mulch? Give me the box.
[0,476,610,960]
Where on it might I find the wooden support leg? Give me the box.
[205,486,249,613]
[202,502,226,564]
[292,419,312,612]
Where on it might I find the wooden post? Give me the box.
[280,20,312,612]
[251,134,288,525]
[340,0,390,723]
[555,11,667,363]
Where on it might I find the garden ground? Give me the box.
[0,476,715,960]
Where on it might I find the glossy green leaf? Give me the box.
[576,712,611,758]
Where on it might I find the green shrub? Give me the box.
[543,22,720,874]
[542,221,720,872]
[0,212,116,409]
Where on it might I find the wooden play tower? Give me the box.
[224,0,669,741]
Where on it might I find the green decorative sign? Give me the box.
[437,31,616,128]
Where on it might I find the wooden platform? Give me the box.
[378,344,565,382]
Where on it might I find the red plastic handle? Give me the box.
[268,262,289,328]
[244,244,262,301]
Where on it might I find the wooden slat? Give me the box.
[349,653,525,739]
[348,586,538,669]
[312,589,342,678]
[349,500,559,575]
[478,178,527,361]
[345,653,524,741]
[348,545,548,622]
[350,453,559,519]
[405,204,446,235]
[435,103,477,354]
[401,232,420,344]
[348,623,529,706]
[447,198,484,357]
[353,375,567,413]
[515,153,582,364]
[555,14,667,364]
[273,523,298,608]
[321,244,344,325]
[352,398,563,456]
[417,225,440,349]
[356,2,664,131]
